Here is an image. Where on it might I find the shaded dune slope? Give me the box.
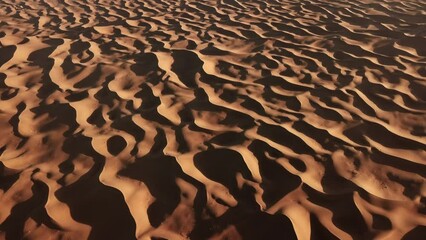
[0,0,426,239]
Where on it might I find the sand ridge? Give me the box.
[0,0,426,239]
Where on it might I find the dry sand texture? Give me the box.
[1,0,426,239]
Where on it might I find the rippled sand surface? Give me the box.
[1,0,426,239]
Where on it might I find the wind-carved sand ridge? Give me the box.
[0,0,426,239]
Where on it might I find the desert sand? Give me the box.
[0,0,426,239]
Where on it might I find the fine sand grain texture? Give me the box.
[1,0,426,239]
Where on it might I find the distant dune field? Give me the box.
[0,0,425,239]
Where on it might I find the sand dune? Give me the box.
[1,0,426,239]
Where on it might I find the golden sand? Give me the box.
[0,0,425,239]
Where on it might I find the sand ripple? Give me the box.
[1,0,426,239]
